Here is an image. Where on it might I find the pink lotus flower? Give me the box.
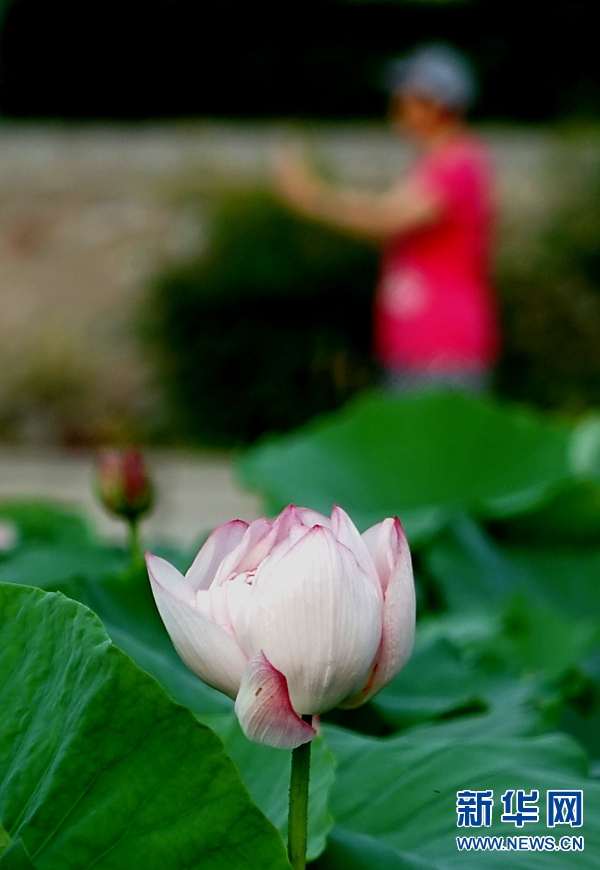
[146,505,415,748]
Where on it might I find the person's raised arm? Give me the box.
[272,145,441,241]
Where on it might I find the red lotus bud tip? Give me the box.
[95,447,154,522]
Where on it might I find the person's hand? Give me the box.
[271,142,322,214]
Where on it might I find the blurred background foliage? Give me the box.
[140,191,378,446]
[140,157,600,446]
[496,140,600,412]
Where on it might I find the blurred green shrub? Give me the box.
[496,144,600,412]
[141,190,378,446]
[143,154,600,446]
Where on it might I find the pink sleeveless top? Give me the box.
[374,134,500,372]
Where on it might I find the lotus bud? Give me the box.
[96,447,153,523]
[146,504,415,749]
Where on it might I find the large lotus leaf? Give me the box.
[426,516,600,620]
[423,516,528,610]
[0,513,332,861]
[0,584,290,870]
[569,413,600,481]
[0,543,128,588]
[201,714,335,862]
[507,545,600,619]
[495,479,600,544]
[398,685,541,742]
[424,525,600,757]
[0,501,130,597]
[500,595,600,679]
[0,501,193,583]
[322,724,600,869]
[0,500,94,547]
[370,601,593,738]
[559,647,600,764]
[312,827,439,870]
[372,633,544,736]
[471,414,600,545]
[0,511,331,841]
[428,521,600,687]
[64,564,234,716]
[238,392,573,542]
[0,539,233,717]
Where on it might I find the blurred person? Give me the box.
[274,43,500,393]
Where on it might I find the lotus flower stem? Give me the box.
[127,518,143,568]
[287,715,313,870]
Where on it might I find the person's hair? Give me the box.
[385,43,476,114]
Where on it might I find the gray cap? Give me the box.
[385,43,477,112]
